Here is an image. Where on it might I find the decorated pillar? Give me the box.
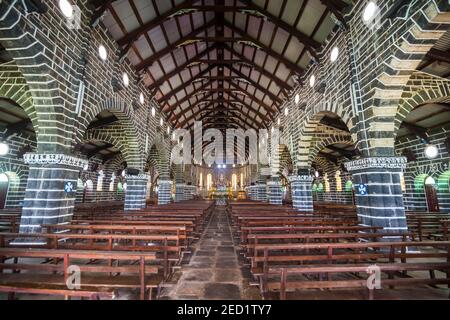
[268,177,283,205]
[344,157,408,233]
[124,174,149,210]
[174,183,185,202]
[158,180,172,205]
[17,153,87,238]
[288,175,314,212]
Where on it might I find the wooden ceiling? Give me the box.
[91,0,352,131]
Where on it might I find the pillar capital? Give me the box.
[23,153,88,169]
[344,157,407,173]
[288,175,314,183]
[125,174,149,181]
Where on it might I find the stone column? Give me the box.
[288,175,314,212]
[344,157,408,233]
[124,174,149,211]
[158,180,172,205]
[256,175,267,202]
[174,183,185,202]
[268,177,283,205]
[17,153,88,238]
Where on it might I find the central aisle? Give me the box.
[162,206,256,300]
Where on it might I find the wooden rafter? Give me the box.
[224,21,305,75]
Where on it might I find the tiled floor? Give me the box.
[161,206,259,300]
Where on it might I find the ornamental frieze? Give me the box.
[344,157,407,172]
[23,153,88,169]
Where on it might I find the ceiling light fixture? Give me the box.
[123,73,129,87]
[424,144,439,160]
[363,1,379,22]
[295,94,300,105]
[309,75,316,88]
[59,0,74,18]
[330,46,339,62]
[98,45,107,61]
[0,142,9,156]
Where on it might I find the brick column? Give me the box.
[158,180,172,205]
[288,175,314,212]
[16,153,88,240]
[124,174,148,211]
[268,177,283,205]
[175,183,185,202]
[345,157,408,233]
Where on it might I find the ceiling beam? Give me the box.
[224,21,305,75]
[116,0,197,47]
[223,44,292,92]
[90,0,117,26]
[166,81,214,114]
[228,81,276,118]
[228,92,272,124]
[227,65,283,105]
[158,64,217,104]
[319,0,348,29]
[146,45,218,89]
[134,19,216,71]
[170,92,214,122]
[239,0,321,58]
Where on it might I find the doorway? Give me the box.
[424,176,439,212]
[0,173,9,209]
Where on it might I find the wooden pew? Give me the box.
[254,241,450,300]
[0,248,159,300]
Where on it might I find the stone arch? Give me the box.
[147,143,170,181]
[295,108,355,168]
[394,82,450,139]
[308,135,354,167]
[0,63,39,136]
[79,99,143,170]
[0,3,73,152]
[83,130,130,165]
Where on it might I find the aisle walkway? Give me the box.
[161,206,256,300]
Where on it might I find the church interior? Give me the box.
[0,0,450,301]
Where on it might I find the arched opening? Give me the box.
[0,173,9,209]
[0,96,37,208]
[424,176,439,212]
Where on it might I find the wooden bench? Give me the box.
[250,241,450,300]
[0,247,159,300]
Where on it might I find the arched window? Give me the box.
[240,172,244,188]
[96,170,104,192]
[117,182,123,193]
[425,176,436,186]
[335,171,342,192]
[199,172,203,188]
[324,174,330,192]
[84,179,93,191]
[109,173,116,192]
[345,180,353,193]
